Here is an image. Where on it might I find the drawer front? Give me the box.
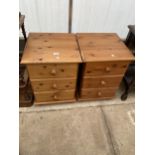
[84,61,129,76]
[31,78,76,91]
[34,90,75,102]
[27,63,78,79]
[80,88,117,99]
[81,75,122,89]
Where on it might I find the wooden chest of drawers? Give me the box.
[77,33,134,101]
[21,33,82,105]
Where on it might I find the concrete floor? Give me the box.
[20,87,135,155]
[20,103,134,155]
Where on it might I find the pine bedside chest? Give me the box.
[21,33,82,105]
[77,33,134,101]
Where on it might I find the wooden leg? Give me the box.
[121,76,135,101]
[21,23,27,42]
[121,77,129,100]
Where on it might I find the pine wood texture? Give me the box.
[79,88,117,100]
[21,33,81,105]
[21,33,82,64]
[21,33,134,103]
[77,33,134,62]
[83,61,129,76]
[81,75,122,89]
[77,33,134,100]
[31,78,76,92]
[34,99,76,105]
[34,90,75,103]
[27,63,78,79]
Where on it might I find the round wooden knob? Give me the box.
[53,95,58,100]
[98,91,102,97]
[51,69,56,75]
[101,80,106,86]
[105,67,111,72]
[52,84,57,89]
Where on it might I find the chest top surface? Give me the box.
[77,33,134,62]
[21,33,82,64]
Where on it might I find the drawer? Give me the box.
[81,75,122,88]
[83,61,129,76]
[80,88,117,99]
[31,78,76,91]
[27,63,78,79]
[34,90,75,102]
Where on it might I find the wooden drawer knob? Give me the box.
[50,69,56,75]
[101,80,106,86]
[98,91,102,97]
[53,95,58,100]
[105,67,111,72]
[52,84,57,89]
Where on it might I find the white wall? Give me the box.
[72,0,135,38]
[19,0,135,38]
[19,0,69,36]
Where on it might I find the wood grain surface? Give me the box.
[81,75,123,89]
[27,63,78,79]
[21,33,82,64]
[21,33,81,104]
[83,61,129,76]
[77,33,134,101]
[34,90,75,103]
[77,33,134,62]
[31,77,76,92]
[80,88,117,99]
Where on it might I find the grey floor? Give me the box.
[20,85,135,155]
